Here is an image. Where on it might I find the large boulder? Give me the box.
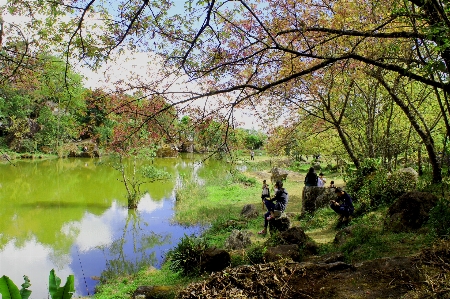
[280,227,308,245]
[268,214,291,233]
[200,247,231,273]
[269,167,288,183]
[156,145,178,157]
[396,167,419,183]
[179,141,194,153]
[264,244,300,262]
[302,187,336,214]
[384,191,438,232]
[280,227,319,256]
[312,162,321,171]
[224,229,252,250]
[240,204,259,219]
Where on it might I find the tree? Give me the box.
[0,54,84,152]
[4,0,450,181]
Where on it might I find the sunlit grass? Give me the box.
[94,263,197,299]
[95,155,446,299]
[173,172,259,225]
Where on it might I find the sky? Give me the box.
[0,0,264,131]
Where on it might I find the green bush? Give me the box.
[345,159,379,191]
[245,245,266,265]
[166,234,208,277]
[232,172,256,186]
[346,164,417,208]
[339,225,387,261]
[427,199,450,239]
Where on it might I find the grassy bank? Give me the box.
[93,155,448,299]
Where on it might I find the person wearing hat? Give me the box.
[317,172,326,187]
[330,187,354,221]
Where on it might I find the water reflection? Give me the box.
[0,156,210,298]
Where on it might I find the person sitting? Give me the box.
[329,180,336,188]
[304,167,318,186]
[258,180,288,235]
[317,172,326,187]
[330,187,354,221]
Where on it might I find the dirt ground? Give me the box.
[178,241,450,298]
[176,160,450,299]
[179,159,450,299]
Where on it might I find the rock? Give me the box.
[240,204,259,219]
[156,145,178,157]
[200,247,230,273]
[1,153,11,161]
[132,285,174,299]
[396,167,419,183]
[264,244,300,262]
[280,227,308,245]
[224,229,252,250]
[269,167,289,183]
[302,187,335,214]
[333,226,355,245]
[322,252,345,264]
[268,214,291,233]
[179,141,194,153]
[384,191,438,232]
[312,162,321,171]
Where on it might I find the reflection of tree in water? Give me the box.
[99,210,171,281]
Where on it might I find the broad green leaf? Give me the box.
[0,276,21,299]
[48,270,74,299]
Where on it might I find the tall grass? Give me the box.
[174,171,259,225]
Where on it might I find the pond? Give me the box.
[0,154,224,299]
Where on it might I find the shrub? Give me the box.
[166,234,208,277]
[346,165,417,208]
[427,199,450,239]
[245,245,266,265]
[232,172,256,186]
[339,225,386,261]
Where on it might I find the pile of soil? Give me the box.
[177,240,450,298]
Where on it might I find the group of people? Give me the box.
[304,167,333,187]
[304,167,353,221]
[257,167,354,235]
[258,179,288,235]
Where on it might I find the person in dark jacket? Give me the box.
[330,187,354,221]
[304,167,318,186]
[258,180,288,235]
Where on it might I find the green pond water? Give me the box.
[0,154,226,299]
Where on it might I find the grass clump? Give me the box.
[166,234,208,277]
[298,208,337,231]
[322,206,434,263]
[427,198,450,239]
[231,171,257,186]
[94,263,191,299]
[345,159,417,208]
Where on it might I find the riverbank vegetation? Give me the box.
[91,154,449,299]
